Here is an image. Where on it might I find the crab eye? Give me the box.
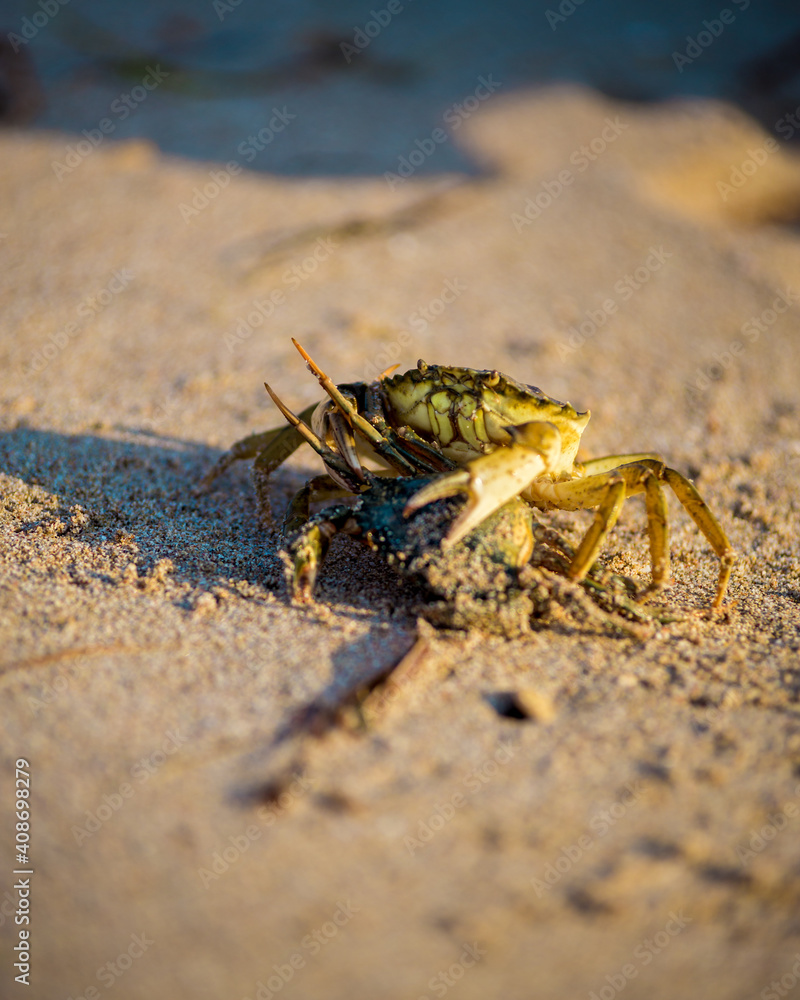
[485,370,500,387]
[417,359,429,374]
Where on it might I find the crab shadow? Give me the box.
[2,424,745,644]
[0,424,278,596]
[0,424,434,616]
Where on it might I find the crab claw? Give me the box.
[403,421,561,548]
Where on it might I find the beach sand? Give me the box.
[2,74,800,999]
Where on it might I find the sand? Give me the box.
[2,72,800,1000]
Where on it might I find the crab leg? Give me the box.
[363,381,448,474]
[531,459,735,607]
[532,465,669,593]
[282,474,353,538]
[285,503,360,602]
[577,452,662,476]
[326,404,363,478]
[263,382,366,492]
[404,421,561,548]
[199,404,318,490]
[292,339,418,475]
[567,477,629,585]
[662,467,736,608]
[395,426,454,472]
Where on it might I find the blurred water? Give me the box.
[2,0,800,174]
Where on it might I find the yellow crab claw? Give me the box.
[404,421,562,548]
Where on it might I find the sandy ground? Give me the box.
[2,78,800,999]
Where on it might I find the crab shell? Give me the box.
[307,360,590,485]
[380,361,590,476]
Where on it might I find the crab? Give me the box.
[203,340,735,608]
[290,474,678,636]
[266,405,669,635]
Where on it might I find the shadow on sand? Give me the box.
[0,424,279,590]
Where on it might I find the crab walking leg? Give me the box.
[642,473,670,591]
[292,339,418,475]
[582,459,735,605]
[285,504,358,602]
[566,477,627,585]
[537,465,668,591]
[363,381,449,474]
[662,467,736,608]
[199,403,318,490]
[326,407,363,477]
[282,474,354,538]
[578,453,663,476]
[528,517,641,596]
[262,382,365,492]
[404,421,561,548]
[395,426,455,472]
[321,380,446,477]
[536,460,735,606]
